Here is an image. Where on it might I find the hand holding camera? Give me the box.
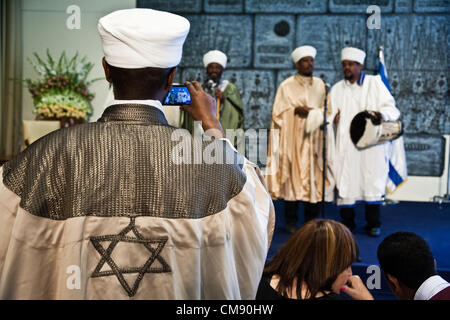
[180,81,224,138]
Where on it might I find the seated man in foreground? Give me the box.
[377,232,450,300]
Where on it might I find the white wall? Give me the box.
[21,0,136,122]
[388,135,450,202]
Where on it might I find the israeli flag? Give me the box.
[379,46,408,193]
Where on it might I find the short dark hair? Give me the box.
[377,232,436,289]
[107,62,173,98]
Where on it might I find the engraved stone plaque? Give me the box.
[245,0,326,13]
[137,0,202,13]
[403,134,446,176]
[254,15,295,68]
[180,15,252,68]
[414,0,450,13]
[329,0,393,13]
[181,68,275,129]
[390,70,449,135]
[395,0,412,13]
[366,15,449,71]
[296,15,367,71]
[181,68,206,84]
[204,0,243,13]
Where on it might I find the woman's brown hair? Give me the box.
[264,219,358,299]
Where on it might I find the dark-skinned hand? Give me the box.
[294,106,311,117]
[214,88,224,103]
[180,81,224,138]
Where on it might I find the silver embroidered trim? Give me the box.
[3,104,246,220]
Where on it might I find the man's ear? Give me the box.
[102,57,112,83]
[165,67,177,91]
[386,274,400,291]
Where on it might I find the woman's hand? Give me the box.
[341,275,374,300]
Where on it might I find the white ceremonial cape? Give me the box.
[329,74,400,206]
[266,74,335,203]
[0,103,274,299]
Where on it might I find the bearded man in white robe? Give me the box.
[329,47,400,237]
[266,46,335,234]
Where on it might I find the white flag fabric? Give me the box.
[379,47,408,193]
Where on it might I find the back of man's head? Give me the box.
[106,62,173,100]
[377,232,436,290]
[98,8,190,100]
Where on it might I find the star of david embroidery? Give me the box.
[90,217,171,297]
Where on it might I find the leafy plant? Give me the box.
[24,49,102,120]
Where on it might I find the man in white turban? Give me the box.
[266,45,335,234]
[0,8,274,299]
[328,47,400,237]
[181,49,244,146]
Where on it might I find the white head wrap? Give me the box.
[291,45,316,63]
[203,50,227,69]
[341,47,366,65]
[98,8,190,68]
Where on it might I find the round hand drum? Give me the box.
[350,110,403,149]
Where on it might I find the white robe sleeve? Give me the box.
[0,167,20,278]
[219,138,275,299]
[373,75,400,121]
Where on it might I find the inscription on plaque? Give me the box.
[414,0,450,13]
[255,15,295,68]
[403,134,446,176]
[329,0,393,12]
[246,0,326,13]
[204,0,243,12]
[395,0,412,12]
[137,0,201,13]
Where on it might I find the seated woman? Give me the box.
[256,219,373,300]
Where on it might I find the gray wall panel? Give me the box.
[180,15,253,68]
[296,15,367,71]
[137,0,202,13]
[245,0,326,13]
[138,0,450,176]
[395,0,413,12]
[329,0,393,13]
[254,15,295,69]
[414,0,450,13]
[204,0,243,13]
[403,134,446,176]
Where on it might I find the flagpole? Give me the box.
[321,83,330,218]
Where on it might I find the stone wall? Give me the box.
[138,0,449,176]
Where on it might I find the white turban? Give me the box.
[98,8,190,69]
[341,47,366,65]
[291,45,316,63]
[203,50,227,69]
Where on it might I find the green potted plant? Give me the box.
[25,50,102,127]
